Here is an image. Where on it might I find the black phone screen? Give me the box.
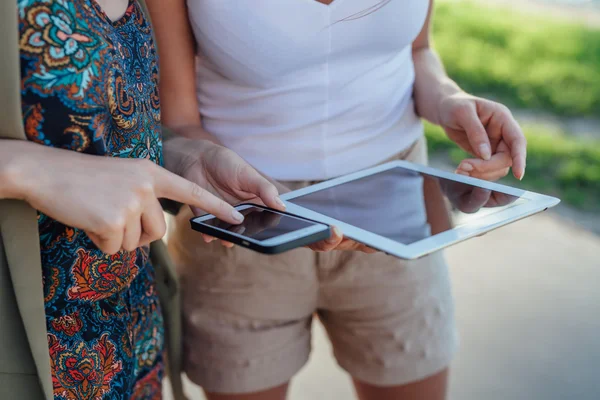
[201,206,316,242]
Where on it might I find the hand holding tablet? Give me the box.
[191,161,559,258]
[438,180,518,214]
[283,161,558,259]
[190,204,376,254]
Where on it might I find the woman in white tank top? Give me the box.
[147,1,527,399]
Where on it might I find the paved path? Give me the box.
[165,212,600,400]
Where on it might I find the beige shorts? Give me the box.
[166,137,458,393]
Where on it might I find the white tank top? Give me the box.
[188,0,429,180]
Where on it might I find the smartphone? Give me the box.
[189,203,331,254]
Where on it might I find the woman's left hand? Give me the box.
[164,137,377,253]
[437,92,527,181]
[163,137,286,214]
[163,136,287,247]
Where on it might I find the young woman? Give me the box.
[0,0,284,398]
[147,0,528,399]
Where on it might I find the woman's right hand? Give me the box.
[439,179,518,214]
[307,226,377,254]
[8,143,244,254]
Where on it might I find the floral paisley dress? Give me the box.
[18,0,164,398]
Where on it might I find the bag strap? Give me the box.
[0,3,26,140]
[0,2,54,400]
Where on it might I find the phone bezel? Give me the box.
[190,204,331,252]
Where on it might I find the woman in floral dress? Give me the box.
[0,0,284,398]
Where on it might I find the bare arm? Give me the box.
[411,0,527,180]
[145,0,219,143]
[0,140,30,200]
[411,0,461,125]
[146,0,291,192]
[0,139,245,253]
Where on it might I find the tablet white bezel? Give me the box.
[280,160,560,259]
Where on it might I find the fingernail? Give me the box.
[203,236,214,243]
[328,226,342,242]
[459,162,474,172]
[455,170,470,176]
[275,196,286,209]
[479,143,491,160]
[232,210,244,222]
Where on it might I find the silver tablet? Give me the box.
[281,160,560,259]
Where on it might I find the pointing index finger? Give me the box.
[460,103,491,160]
[501,116,527,180]
[153,165,244,224]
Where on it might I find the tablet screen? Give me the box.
[289,166,527,245]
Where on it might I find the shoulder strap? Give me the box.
[0,2,26,140]
[0,2,54,400]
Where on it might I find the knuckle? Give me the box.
[454,103,472,119]
[190,183,205,201]
[497,103,512,116]
[136,180,155,196]
[219,199,231,213]
[103,215,126,234]
[156,223,167,239]
[492,102,511,115]
[125,197,143,214]
[128,160,156,186]
[98,238,120,255]
[238,164,256,181]
[103,246,119,255]
[150,218,167,239]
[122,242,137,252]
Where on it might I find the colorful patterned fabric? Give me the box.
[18,1,164,398]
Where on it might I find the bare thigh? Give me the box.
[205,384,289,400]
[354,369,449,400]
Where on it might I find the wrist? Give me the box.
[0,142,39,201]
[163,136,194,176]
[434,79,463,125]
[163,123,221,144]
[163,136,218,176]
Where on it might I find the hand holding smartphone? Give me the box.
[190,204,331,254]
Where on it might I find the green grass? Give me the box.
[425,122,600,211]
[434,0,600,117]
